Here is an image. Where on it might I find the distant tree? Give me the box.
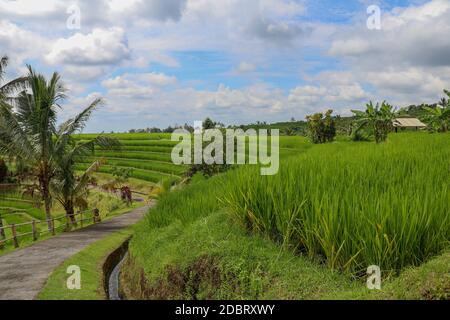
[150,127,162,133]
[291,117,296,122]
[183,123,194,133]
[163,126,175,133]
[203,118,216,130]
[306,110,336,144]
[422,90,450,133]
[352,101,396,143]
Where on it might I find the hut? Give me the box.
[393,118,427,132]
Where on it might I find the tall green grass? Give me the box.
[224,133,450,274]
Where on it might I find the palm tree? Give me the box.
[51,102,119,224]
[422,90,450,132]
[352,101,396,143]
[0,66,65,229]
[0,66,116,230]
[0,56,28,105]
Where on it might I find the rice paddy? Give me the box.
[73,133,188,185]
[131,132,450,283]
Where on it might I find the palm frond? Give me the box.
[0,76,29,96]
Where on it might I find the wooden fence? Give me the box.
[0,209,101,249]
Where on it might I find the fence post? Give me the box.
[32,220,38,241]
[51,218,55,236]
[11,224,18,248]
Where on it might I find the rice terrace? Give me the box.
[0,0,449,311]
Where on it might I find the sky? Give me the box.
[1,0,449,132]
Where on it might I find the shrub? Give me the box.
[306,110,336,144]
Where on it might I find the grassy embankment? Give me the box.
[38,228,133,300]
[124,132,449,299]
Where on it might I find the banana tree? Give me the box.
[351,101,396,143]
[423,90,450,132]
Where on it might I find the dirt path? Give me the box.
[0,205,151,300]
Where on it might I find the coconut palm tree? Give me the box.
[0,66,116,230]
[0,55,28,105]
[0,66,65,229]
[351,101,396,143]
[51,102,119,224]
[422,90,450,133]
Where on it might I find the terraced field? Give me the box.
[73,133,310,186]
[73,133,187,186]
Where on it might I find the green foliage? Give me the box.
[203,117,216,130]
[306,110,336,144]
[422,90,450,132]
[111,166,134,183]
[352,101,396,143]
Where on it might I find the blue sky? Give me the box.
[1,0,449,132]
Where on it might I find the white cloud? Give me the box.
[137,72,177,86]
[101,72,177,100]
[0,0,63,18]
[63,65,107,82]
[46,28,131,66]
[0,20,49,75]
[235,62,257,73]
[329,0,450,68]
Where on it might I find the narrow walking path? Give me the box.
[0,205,151,300]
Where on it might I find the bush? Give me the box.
[306,110,336,144]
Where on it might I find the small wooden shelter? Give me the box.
[393,118,427,132]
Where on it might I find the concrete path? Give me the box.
[0,205,150,300]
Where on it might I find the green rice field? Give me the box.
[126,132,450,299]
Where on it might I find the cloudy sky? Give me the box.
[1,0,449,132]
